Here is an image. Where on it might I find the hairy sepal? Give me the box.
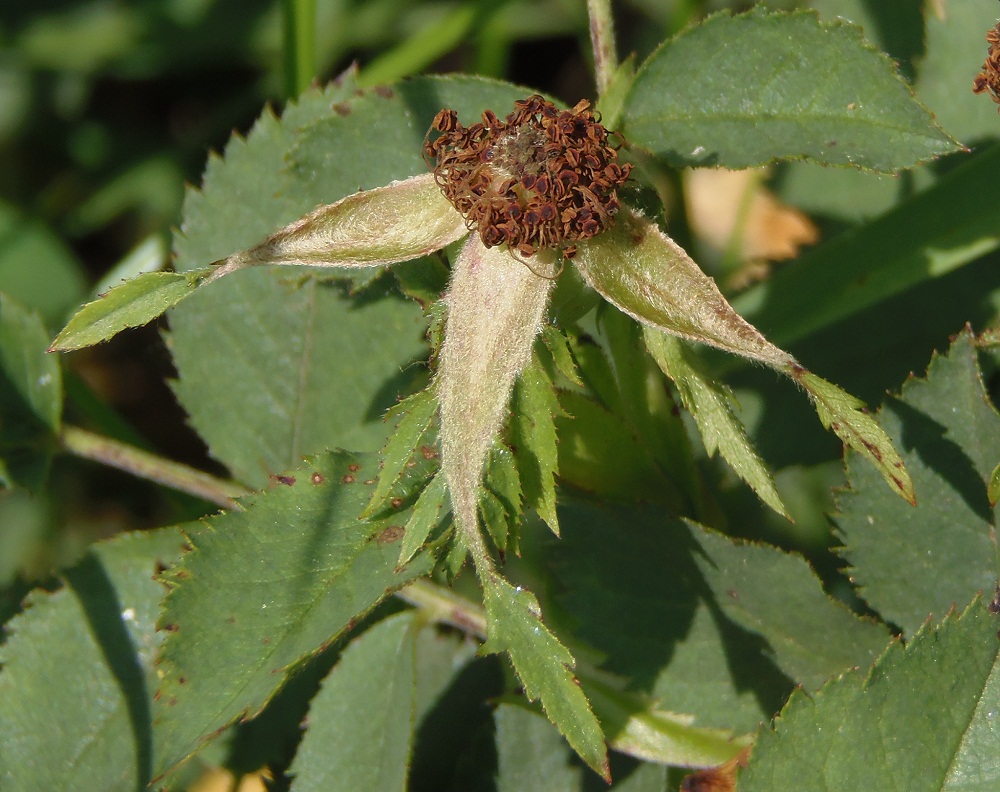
[573,209,796,370]
[437,236,556,553]
[208,173,467,280]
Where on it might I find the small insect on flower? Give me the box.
[973,19,1000,109]
[423,95,632,261]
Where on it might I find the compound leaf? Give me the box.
[480,571,609,781]
[51,270,208,352]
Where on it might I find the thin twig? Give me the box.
[62,427,489,638]
[396,577,487,639]
[60,425,248,510]
[282,0,317,98]
[587,0,619,97]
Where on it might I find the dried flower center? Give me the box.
[423,95,632,259]
[973,21,1000,109]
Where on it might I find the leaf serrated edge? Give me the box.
[622,6,960,172]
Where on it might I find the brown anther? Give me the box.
[423,95,632,260]
[973,20,1000,110]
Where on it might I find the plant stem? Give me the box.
[396,578,487,639]
[357,4,479,88]
[60,425,248,510]
[283,0,317,98]
[587,0,619,97]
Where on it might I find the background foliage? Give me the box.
[1,1,1000,790]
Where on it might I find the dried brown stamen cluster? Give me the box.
[423,95,632,259]
[973,20,1000,109]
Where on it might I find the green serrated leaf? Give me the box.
[574,209,796,371]
[796,369,915,504]
[442,528,469,580]
[540,324,582,387]
[739,599,1000,791]
[622,8,957,171]
[551,500,791,734]
[50,269,208,352]
[0,293,62,490]
[392,255,450,309]
[152,451,434,780]
[688,526,891,690]
[397,472,450,569]
[644,328,787,518]
[363,387,439,518]
[555,389,679,507]
[836,330,1000,636]
[288,612,477,792]
[483,443,522,553]
[480,571,609,781]
[509,356,560,535]
[494,704,583,791]
[0,528,186,791]
[602,306,701,501]
[169,76,533,488]
[480,487,511,554]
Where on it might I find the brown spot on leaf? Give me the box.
[177,676,187,685]
[272,474,296,486]
[333,102,351,116]
[861,441,883,462]
[342,475,356,484]
[727,589,739,600]
[377,525,405,544]
[420,445,439,459]
[348,463,361,472]
[988,584,1000,614]
[364,478,377,485]
[390,497,403,509]
[374,85,394,99]
[311,472,324,484]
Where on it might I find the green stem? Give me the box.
[283,0,317,98]
[357,4,479,88]
[60,425,248,510]
[587,0,619,96]
[396,578,487,638]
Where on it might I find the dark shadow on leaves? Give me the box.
[65,553,152,792]
[410,653,504,792]
[890,396,995,524]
